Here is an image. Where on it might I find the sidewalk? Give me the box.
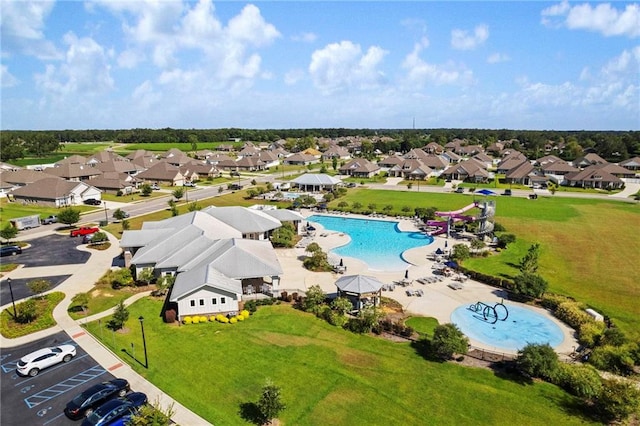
[0,231,211,425]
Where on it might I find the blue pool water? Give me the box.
[307,215,434,271]
[451,302,564,352]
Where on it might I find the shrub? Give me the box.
[540,293,573,310]
[164,309,176,324]
[244,300,257,313]
[199,316,207,323]
[216,314,226,322]
[241,310,250,319]
[230,317,238,324]
[192,317,200,324]
[594,378,640,422]
[588,345,636,375]
[431,323,469,360]
[556,363,602,399]
[221,316,229,323]
[209,316,216,322]
[554,301,592,329]
[516,343,559,380]
[16,299,38,324]
[183,316,192,325]
[578,321,606,348]
[236,315,244,321]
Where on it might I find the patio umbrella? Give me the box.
[475,189,497,196]
[339,258,344,267]
[444,240,448,248]
[404,269,409,279]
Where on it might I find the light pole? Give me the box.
[138,316,148,368]
[103,201,108,225]
[7,278,17,318]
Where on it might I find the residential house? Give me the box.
[619,157,640,174]
[235,156,266,172]
[44,163,102,182]
[283,153,318,166]
[377,154,404,169]
[564,165,624,189]
[136,161,185,186]
[338,158,380,178]
[256,150,280,169]
[321,145,351,161]
[161,148,191,166]
[10,177,101,207]
[440,159,490,182]
[88,171,137,195]
[423,142,444,154]
[572,153,608,168]
[290,173,341,192]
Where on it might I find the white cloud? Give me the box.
[291,32,317,43]
[402,40,473,87]
[451,24,489,50]
[541,1,640,38]
[1,65,19,88]
[284,69,305,85]
[0,0,61,59]
[34,32,114,97]
[309,41,388,94]
[487,52,510,64]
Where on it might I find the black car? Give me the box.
[65,379,130,420]
[81,392,147,426]
[0,245,22,256]
[84,199,102,206]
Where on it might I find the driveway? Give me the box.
[17,235,90,268]
[0,331,121,426]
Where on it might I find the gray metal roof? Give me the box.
[154,235,217,269]
[291,173,342,186]
[336,275,384,294]
[130,225,205,265]
[262,209,305,222]
[202,206,281,234]
[142,211,241,240]
[120,229,172,249]
[169,264,241,302]
[186,238,283,279]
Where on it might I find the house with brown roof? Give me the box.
[235,156,266,172]
[238,145,261,158]
[321,145,351,161]
[87,150,126,165]
[423,142,444,154]
[256,151,280,169]
[377,154,404,169]
[43,163,102,182]
[572,153,608,168]
[55,154,87,165]
[88,172,137,195]
[619,157,640,173]
[338,158,380,178]
[283,153,318,166]
[564,165,624,189]
[472,152,494,169]
[441,150,462,164]
[10,177,102,207]
[161,148,191,166]
[136,161,185,186]
[440,159,490,182]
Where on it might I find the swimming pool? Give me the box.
[307,215,434,271]
[451,302,564,352]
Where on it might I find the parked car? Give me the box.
[81,392,147,426]
[0,245,22,256]
[70,227,100,237]
[65,379,131,420]
[183,181,196,187]
[455,187,464,193]
[16,344,76,377]
[41,215,58,225]
[502,189,512,196]
[84,199,102,206]
[150,183,160,190]
[229,184,243,190]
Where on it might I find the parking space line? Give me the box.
[24,365,107,409]
[2,340,78,374]
[14,353,90,386]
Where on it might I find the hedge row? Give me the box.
[182,310,250,325]
[456,266,514,290]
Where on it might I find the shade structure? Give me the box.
[475,189,497,196]
[335,274,384,295]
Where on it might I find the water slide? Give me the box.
[426,203,479,236]
[426,220,448,235]
[435,203,478,218]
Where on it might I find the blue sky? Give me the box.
[1,1,638,131]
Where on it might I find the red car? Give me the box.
[70,227,100,237]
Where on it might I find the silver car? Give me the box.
[17,344,76,376]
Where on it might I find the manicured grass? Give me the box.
[87,299,594,426]
[0,199,95,228]
[405,316,439,338]
[0,292,65,338]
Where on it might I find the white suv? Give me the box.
[17,344,77,376]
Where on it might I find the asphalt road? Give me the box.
[0,331,121,426]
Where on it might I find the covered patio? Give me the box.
[335,274,384,313]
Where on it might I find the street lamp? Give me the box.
[103,201,108,225]
[138,316,148,368]
[7,278,17,318]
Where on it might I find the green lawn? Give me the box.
[0,292,65,338]
[329,190,640,337]
[88,299,594,426]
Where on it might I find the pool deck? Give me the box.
[276,210,578,357]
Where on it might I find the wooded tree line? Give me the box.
[1,128,638,163]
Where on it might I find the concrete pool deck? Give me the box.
[275,211,578,357]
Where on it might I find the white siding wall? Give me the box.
[177,287,239,319]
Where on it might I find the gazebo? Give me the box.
[335,274,384,312]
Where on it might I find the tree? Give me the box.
[17,299,37,323]
[108,300,129,331]
[519,243,541,274]
[431,323,469,360]
[352,201,363,210]
[256,380,286,425]
[0,223,18,243]
[516,343,559,380]
[71,292,90,315]
[470,238,485,253]
[57,208,81,227]
[172,187,184,200]
[121,219,130,231]
[187,201,202,211]
[140,183,152,196]
[27,279,51,299]
[303,284,326,313]
[332,157,338,171]
[113,208,127,221]
[90,231,108,243]
[136,268,155,286]
[450,244,471,262]
[512,273,548,298]
[331,297,353,315]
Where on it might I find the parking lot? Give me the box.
[0,332,123,426]
[14,234,91,268]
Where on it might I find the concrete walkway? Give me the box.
[0,232,211,426]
